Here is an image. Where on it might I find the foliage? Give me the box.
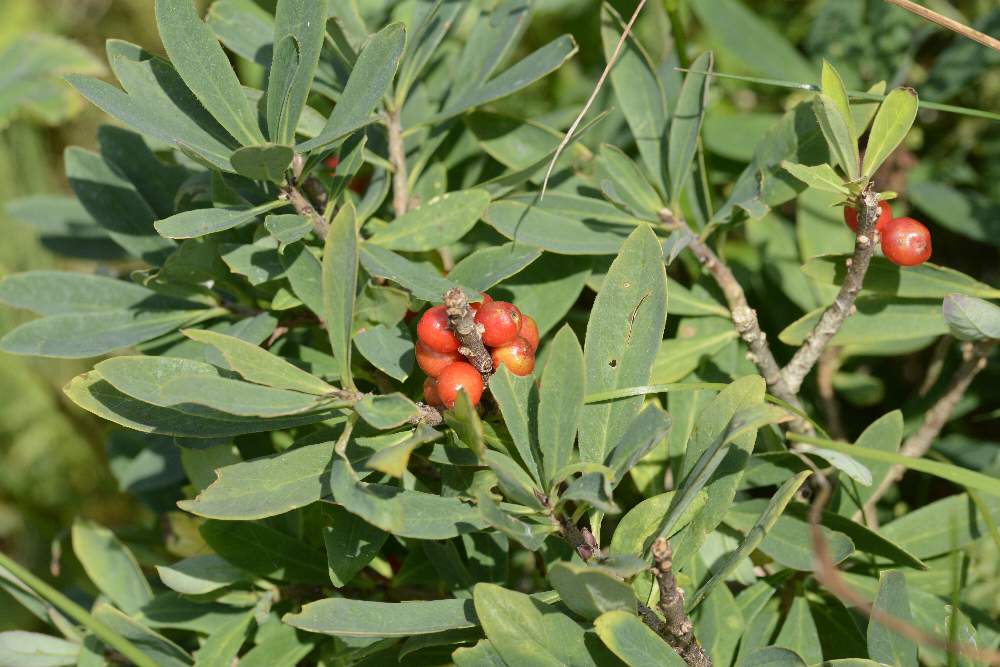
[0,0,999,666]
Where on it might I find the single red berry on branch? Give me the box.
[881,217,932,266]
[436,362,484,408]
[422,376,443,407]
[324,155,339,171]
[416,341,462,377]
[844,200,892,233]
[475,301,522,347]
[416,305,460,353]
[519,315,539,352]
[491,337,536,376]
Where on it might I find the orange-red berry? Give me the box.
[436,362,484,408]
[469,292,493,314]
[475,301,522,347]
[324,155,339,171]
[881,217,932,267]
[416,305,460,354]
[519,315,539,352]
[422,377,443,407]
[491,337,535,376]
[844,200,892,234]
[416,341,462,377]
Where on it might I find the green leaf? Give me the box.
[71,519,152,615]
[908,181,1000,246]
[182,328,335,394]
[595,144,664,216]
[93,603,192,667]
[608,490,707,558]
[178,441,336,520]
[484,199,635,255]
[354,323,415,382]
[0,271,186,316]
[780,162,848,194]
[484,451,544,510]
[605,404,671,487]
[562,469,619,514]
[601,4,668,190]
[743,647,807,666]
[803,257,1000,300]
[0,631,79,667]
[65,147,176,264]
[795,446,872,486]
[365,425,442,477]
[193,611,254,667]
[697,585,744,667]
[155,554,247,596]
[354,393,420,430]
[236,620,313,667]
[499,254,592,338]
[324,203,359,388]
[367,190,490,252]
[813,94,859,179]
[436,35,577,122]
[199,520,328,583]
[155,200,286,239]
[321,504,388,588]
[724,501,854,571]
[396,0,467,104]
[538,326,585,483]
[820,61,857,144]
[155,0,264,146]
[668,51,713,204]
[280,242,325,315]
[593,610,686,666]
[446,243,541,292]
[468,111,561,172]
[688,471,811,610]
[473,583,603,667]
[359,244,478,302]
[548,563,636,620]
[489,366,542,482]
[652,324,739,384]
[445,390,486,460]
[774,598,822,665]
[229,144,294,181]
[453,639,507,667]
[878,492,1000,560]
[445,0,531,104]
[266,214,312,245]
[779,298,947,352]
[942,293,1000,341]
[477,493,552,551]
[285,597,477,638]
[579,225,668,464]
[298,23,405,152]
[329,460,487,539]
[266,0,325,144]
[5,195,123,261]
[867,572,918,667]
[1,308,210,359]
[862,87,919,178]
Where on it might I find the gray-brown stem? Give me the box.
[443,289,493,383]
[282,185,329,239]
[651,538,713,667]
[387,107,410,217]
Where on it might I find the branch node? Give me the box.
[443,289,493,382]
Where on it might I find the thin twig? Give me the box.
[884,0,1000,53]
[540,0,649,198]
[443,288,493,383]
[860,340,994,515]
[918,335,952,397]
[282,185,329,239]
[651,538,713,667]
[386,106,410,217]
[817,348,846,440]
[781,187,880,395]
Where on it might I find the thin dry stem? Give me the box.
[443,288,493,383]
[817,348,846,440]
[282,185,329,239]
[884,0,1000,53]
[781,187,880,394]
[651,538,713,667]
[387,106,410,217]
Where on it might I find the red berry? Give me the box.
[491,337,536,376]
[469,293,493,314]
[519,315,539,352]
[475,301,522,347]
[436,362,484,409]
[881,217,932,267]
[324,155,339,171]
[416,305,459,354]
[844,200,892,233]
[415,341,462,377]
[349,174,370,195]
[422,377,443,407]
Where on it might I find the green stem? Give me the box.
[0,551,159,667]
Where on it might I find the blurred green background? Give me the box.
[2,0,998,631]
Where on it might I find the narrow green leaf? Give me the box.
[322,504,388,588]
[878,493,1000,560]
[236,619,313,667]
[867,572,918,667]
[280,242,324,316]
[285,598,477,638]
[447,243,541,292]
[606,404,671,487]
[367,190,490,252]
[354,323,415,382]
[445,390,486,460]
[548,563,636,620]
[354,393,420,430]
[229,144,294,181]
[862,87,918,178]
[155,554,247,596]
[266,0,325,144]
[154,200,285,239]
[0,271,186,316]
[668,51,713,205]
[775,598,822,665]
[780,162,848,194]
[779,298,947,350]
[813,94,859,179]
[324,203,358,388]
[155,0,264,146]
[483,199,635,255]
[942,293,1000,341]
[803,257,1000,300]
[579,225,668,464]
[93,603,191,667]
[820,60,857,143]
[538,325,584,483]
[489,366,541,482]
[593,611,686,666]
[0,631,79,667]
[365,425,442,477]
[396,0,466,104]
[192,611,254,667]
[71,519,152,615]
[199,520,328,583]
[596,144,664,216]
[359,244,477,303]
[453,639,507,667]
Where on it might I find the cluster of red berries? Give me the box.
[416,295,538,410]
[843,201,931,267]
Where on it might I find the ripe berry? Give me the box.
[469,292,493,314]
[436,362,484,408]
[475,301,522,347]
[881,217,932,267]
[491,337,536,376]
[416,305,460,354]
[422,377,443,407]
[519,315,539,352]
[416,341,462,377]
[324,155,339,171]
[844,200,892,233]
